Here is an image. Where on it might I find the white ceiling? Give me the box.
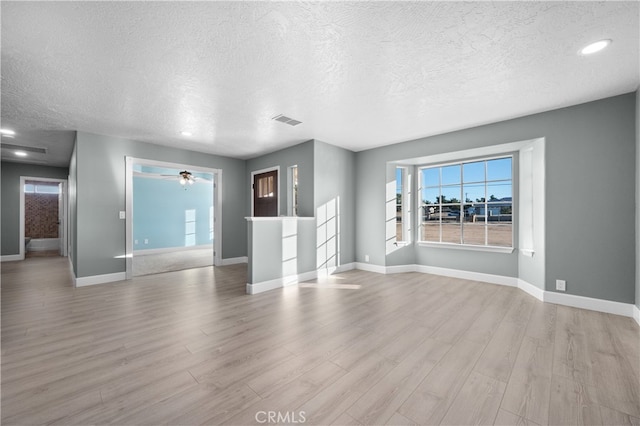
[1,1,638,166]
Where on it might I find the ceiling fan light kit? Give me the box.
[179,170,195,186]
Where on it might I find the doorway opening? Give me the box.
[124,158,222,278]
[19,177,68,259]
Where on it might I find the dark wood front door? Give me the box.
[253,170,278,217]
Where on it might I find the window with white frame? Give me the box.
[419,156,513,247]
[395,167,411,242]
[288,165,299,216]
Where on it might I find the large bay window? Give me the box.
[419,156,513,248]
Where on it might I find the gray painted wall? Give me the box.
[247,139,356,284]
[1,161,70,255]
[246,140,314,217]
[74,131,246,278]
[356,93,636,304]
[68,139,78,276]
[314,140,356,265]
[636,90,639,309]
[247,218,316,284]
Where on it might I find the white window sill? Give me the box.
[394,241,412,247]
[417,242,515,254]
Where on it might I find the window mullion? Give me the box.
[438,168,442,243]
[484,161,489,245]
[459,164,463,244]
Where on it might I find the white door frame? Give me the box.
[125,157,223,279]
[250,165,280,216]
[19,176,68,260]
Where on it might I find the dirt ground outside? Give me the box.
[396,222,512,247]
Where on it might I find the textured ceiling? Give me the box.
[1,1,638,164]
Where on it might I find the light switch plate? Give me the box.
[119,211,126,219]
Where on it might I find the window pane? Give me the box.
[422,187,439,205]
[441,223,461,244]
[421,168,439,187]
[463,182,484,203]
[487,157,512,181]
[462,204,476,222]
[441,185,461,203]
[442,165,461,185]
[463,222,485,245]
[497,202,513,217]
[463,161,484,183]
[396,168,403,187]
[421,223,440,242]
[36,184,60,194]
[396,169,403,241]
[488,224,512,247]
[487,182,511,201]
[257,176,274,198]
[291,166,298,216]
[24,184,35,193]
[443,204,461,222]
[422,205,439,222]
[418,155,512,248]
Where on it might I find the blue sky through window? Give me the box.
[410,157,512,203]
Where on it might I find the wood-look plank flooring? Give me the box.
[2,257,639,425]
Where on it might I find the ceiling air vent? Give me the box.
[272,114,302,127]
[1,143,47,154]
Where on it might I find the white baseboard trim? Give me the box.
[352,262,638,321]
[220,256,248,266]
[544,291,636,318]
[354,262,387,274]
[316,263,356,278]
[378,262,520,288]
[247,270,317,295]
[414,264,519,287]
[517,278,545,301]
[1,254,24,262]
[336,262,357,273]
[247,263,358,295]
[385,264,418,274]
[134,244,213,256]
[75,272,127,288]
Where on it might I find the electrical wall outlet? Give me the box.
[556,279,566,291]
[134,239,138,245]
[144,239,149,244]
[119,211,126,219]
[365,255,370,262]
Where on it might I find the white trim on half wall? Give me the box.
[75,272,127,287]
[220,256,248,266]
[1,254,24,262]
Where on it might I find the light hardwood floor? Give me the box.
[2,257,639,425]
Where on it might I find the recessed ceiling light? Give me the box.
[14,151,28,157]
[0,128,16,136]
[180,131,193,137]
[580,39,611,55]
